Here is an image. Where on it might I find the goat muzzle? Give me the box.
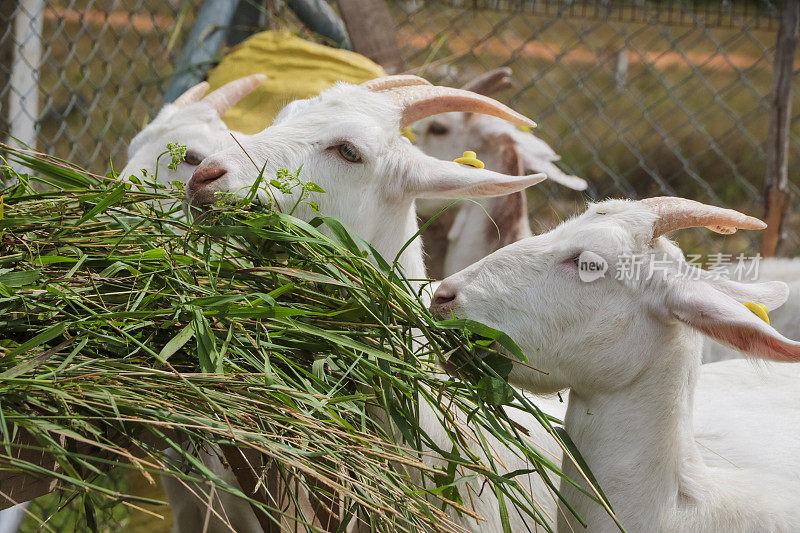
[430,283,458,318]
[187,166,227,206]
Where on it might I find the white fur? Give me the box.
[433,199,800,532]
[703,257,800,363]
[413,112,587,276]
[121,101,240,187]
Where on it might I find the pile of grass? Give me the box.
[0,146,609,532]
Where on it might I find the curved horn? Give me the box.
[461,67,513,96]
[201,74,268,115]
[640,196,766,239]
[361,75,432,92]
[173,81,210,108]
[385,85,536,129]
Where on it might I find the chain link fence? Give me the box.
[1,0,205,167]
[2,1,797,258]
[0,0,798,529]
[391,0,799,256]
[1,0,798,258]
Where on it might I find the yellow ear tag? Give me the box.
[743,302,770,325]
[401,127,416,143]
[454,151,485,169]
[516,125,533,133]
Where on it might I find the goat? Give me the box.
[413,68,587,277]
[121,69,584,280]
[120,74,267,187]
[187,74,547,282]
[431,196,800,532]
[180,75,570,532]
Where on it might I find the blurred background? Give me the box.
[0,2,797,528]
[1,1,798,256]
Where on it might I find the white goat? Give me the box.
[180,75,570,532]
[120,74,267,187]
[187,75,547,282]
[431,196,800,532]
[413,68,587,277]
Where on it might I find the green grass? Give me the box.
[0,146,615,532]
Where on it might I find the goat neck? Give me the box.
[560,324,703,532]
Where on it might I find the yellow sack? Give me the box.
[207,31,385,133]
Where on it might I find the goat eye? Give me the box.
[336,142,362,163]
[184,151,204,166]
[427,122,449,136]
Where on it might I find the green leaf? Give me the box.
[6,323,66,358]
[261,266,348,287]
[0,269,41,287]
[316,217,363,256]
[0,337,77,379]
[482,353,514,380]
[304,182,325,193]
[555,426,619,521]
[435,319,528,363]
[157,322,195,363]
[99,261,135,278]
[476,376,515,406]
[34,256,77,266]
[75,184,126,226]
[192,310,221,373]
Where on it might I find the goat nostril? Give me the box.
[433,291,457,308]
[192,166,226,185]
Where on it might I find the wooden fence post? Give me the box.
[762,0,799,257]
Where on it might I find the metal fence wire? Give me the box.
[0,0,798,255]
[1,0,206,168]
[391,0,799,256]
[0,0,798,529]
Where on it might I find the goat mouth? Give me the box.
[429,302,457,320]
[182,199,210,223]
[186,182,218,208]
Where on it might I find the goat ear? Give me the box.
[666,279,800,362]
[488,127,588,191]
[461,67,513,96]
[675,260,789,310]
[406,152,545,199]
[704,278,788,311]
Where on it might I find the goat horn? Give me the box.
[641,196,766,239]
[173,81,210,108]
[361,75,432,92]
[202,74,268,115]
[461,67,513,96]
[385,85,537,129]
